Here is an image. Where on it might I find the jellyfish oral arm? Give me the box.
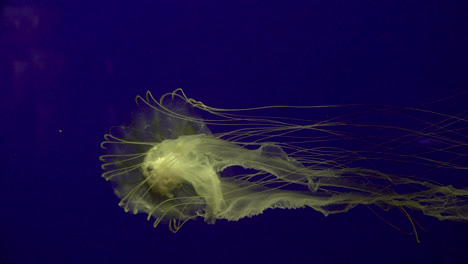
[141,134,467,226]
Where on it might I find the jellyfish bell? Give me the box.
[100,89,468,239]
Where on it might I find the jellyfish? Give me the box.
[100,89,468,241]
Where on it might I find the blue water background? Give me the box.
[1,1,467,263]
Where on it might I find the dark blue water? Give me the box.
[1,1,467,263]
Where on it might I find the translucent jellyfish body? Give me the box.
[100,89,468,240]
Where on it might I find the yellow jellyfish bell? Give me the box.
[100,89,468,241]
